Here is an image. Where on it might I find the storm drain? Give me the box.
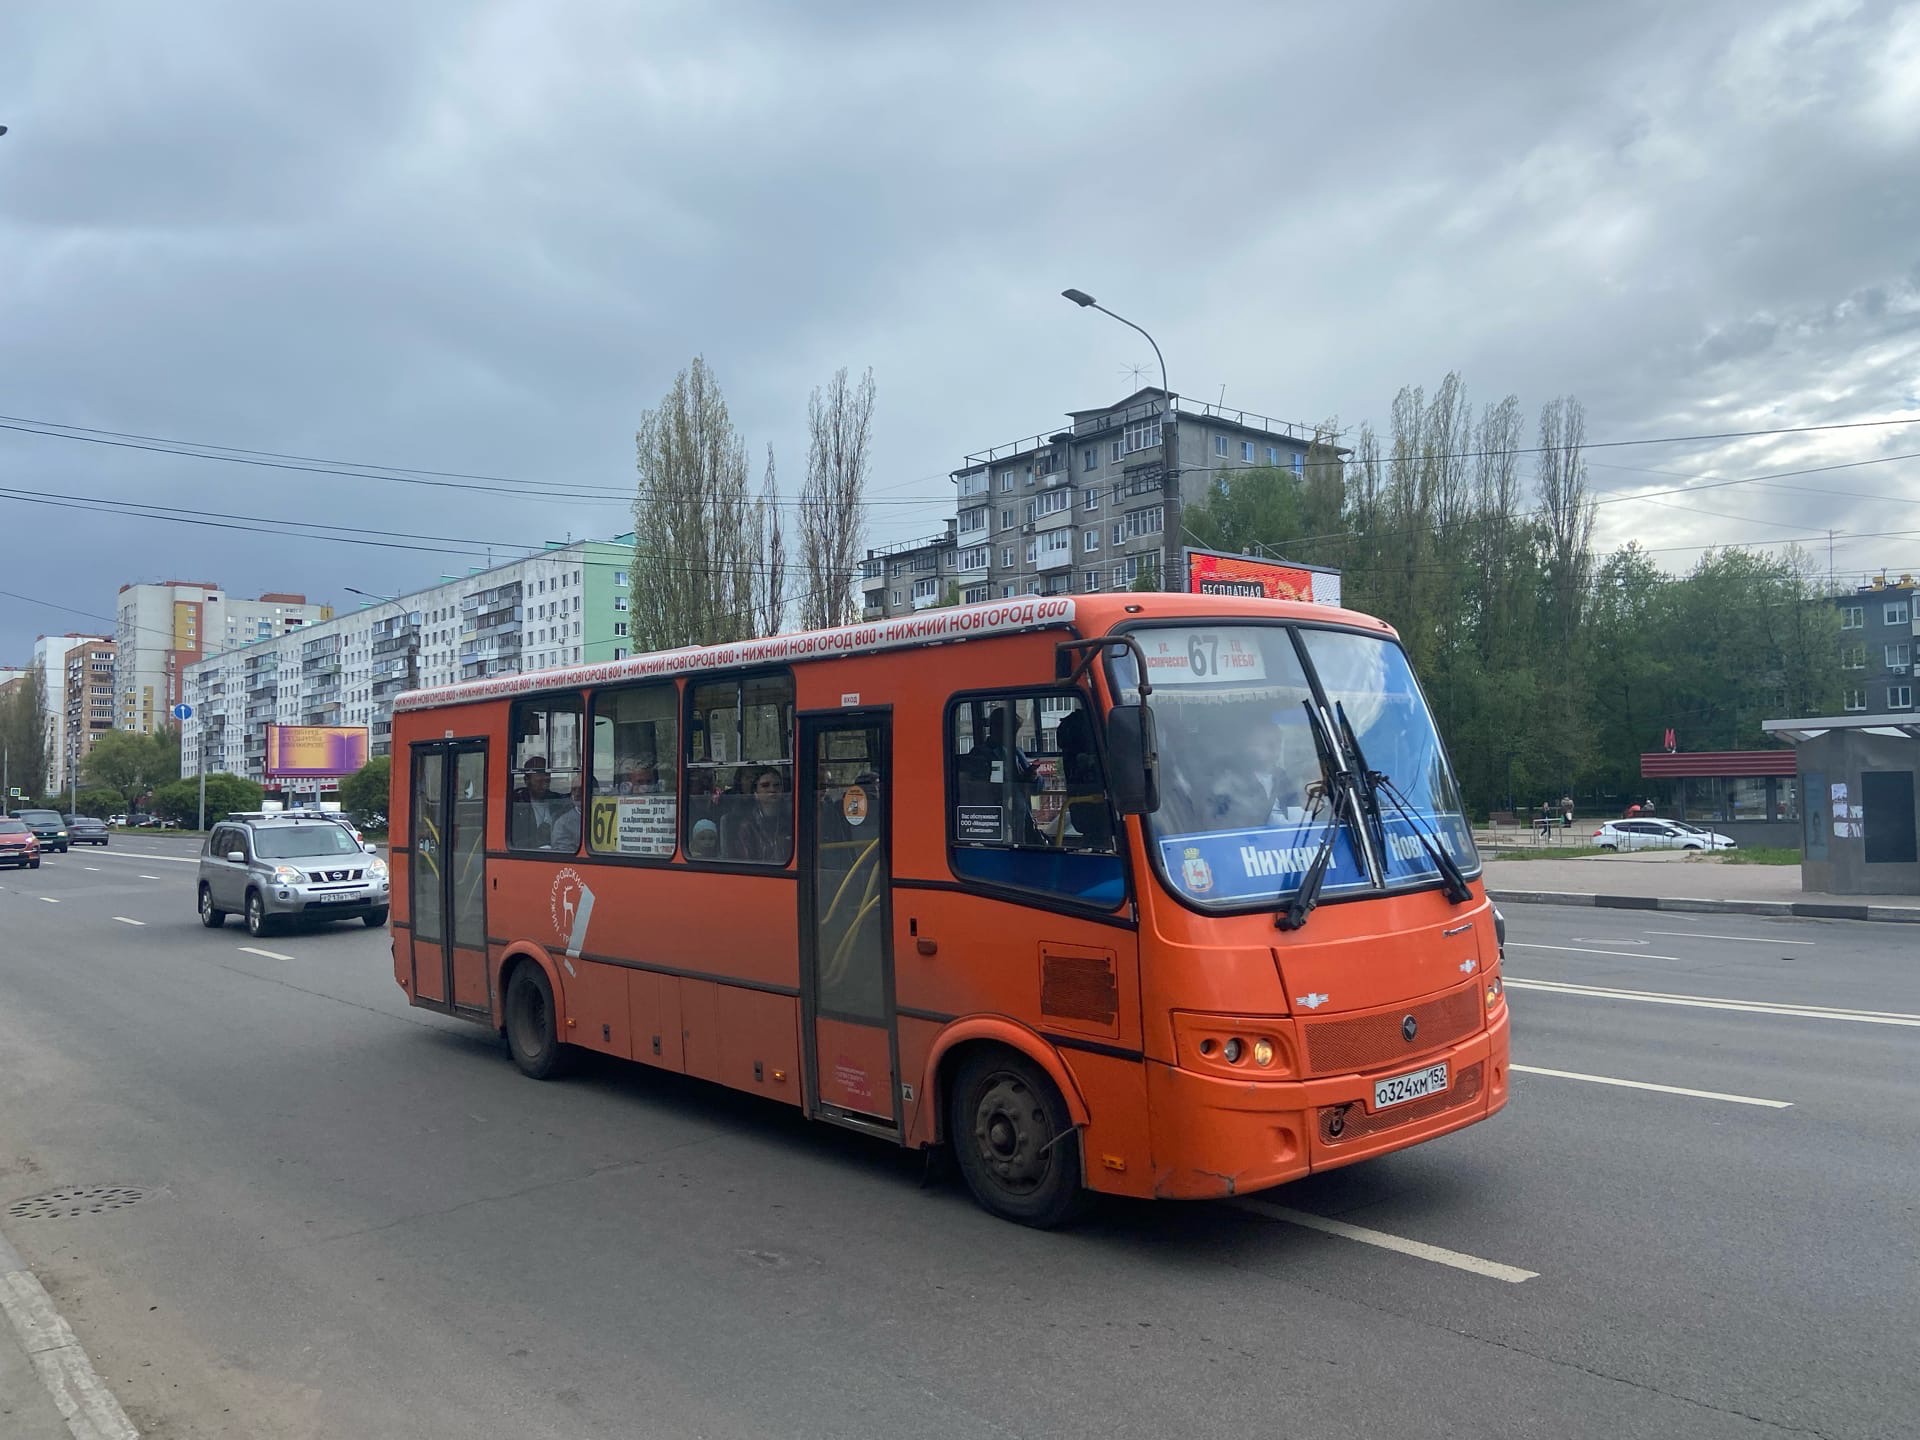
[6,1185,150,1221]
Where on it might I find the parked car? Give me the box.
[1593,818,1737,852]
[197,812,389,937]
[12,807,69,853]
[0,818,40,869]
[64,815,110,845]
[107,813,128,827]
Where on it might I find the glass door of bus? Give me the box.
[407,740,490,1019]
[798,714,899,1136]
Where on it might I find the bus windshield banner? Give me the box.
[1184,548,1342,606]
[1157,811,1458,904]
[265,725,370,779]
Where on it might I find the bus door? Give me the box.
[407,739,490,1018]
[798,713,899,1136]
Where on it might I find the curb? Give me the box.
[1489,890,1920,924]
[0,1230,140,1440]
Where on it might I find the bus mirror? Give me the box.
[1106,703,1160,816]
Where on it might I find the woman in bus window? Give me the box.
[730,766,792,864]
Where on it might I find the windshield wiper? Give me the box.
[1277,702,1355,932]
[1335,701,1471,905]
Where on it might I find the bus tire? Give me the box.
[949,1047,1089,1229]
[504,962,570,1080]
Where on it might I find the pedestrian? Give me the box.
[1560,794,1574,830]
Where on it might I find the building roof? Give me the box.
[1762,715,1920,743]
[1639,750,1796,778]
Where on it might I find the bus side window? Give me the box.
[947,691,1124,908]
[508,695,584,853]
[589,683,678,858]
[684,673,794,866]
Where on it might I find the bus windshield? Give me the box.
[1121,622,1478,911]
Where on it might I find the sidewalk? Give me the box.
[1482,852,1920,923]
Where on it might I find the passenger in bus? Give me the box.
[1055,708,1112,850]
[546,792,581,853]
[688,818,720,860]
[615,759,661,795]
[512,755,551,804]
[727,766,791,864]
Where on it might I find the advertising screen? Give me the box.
[265,725,370,779]
[1183,548,1342,606]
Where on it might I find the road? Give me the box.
[1,838,1914,1439]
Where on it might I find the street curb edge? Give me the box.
[1488,890,1920,924]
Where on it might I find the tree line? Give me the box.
[1185,373,1840,816]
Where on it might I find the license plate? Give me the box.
[314,892,364,904]
[1374,1062,1449,1110]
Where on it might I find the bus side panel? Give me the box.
[718,990,803,1108]
[679,977,721,1083]
[627,969,685,1072]
[563,958,632,1060]
[1059,1050,1156,1200]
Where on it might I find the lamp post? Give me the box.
[1061,288,1175,589]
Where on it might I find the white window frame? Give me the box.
[1083,569,1103,591]
[913,577,941,601]
[1036,489,1071,518]
[1886,643,1912,668]
[962,584,989,604]
[1890,685,1914,709]
[1083,528,1100,553]
[1266,446,1279,466]
[1843,645,1867,670]
[999,469,1015,492]
[1888,601,1912,625]
[1083,488,1100,511]
[1843,688,1867,712]
[1213,434,1228,457]
[1001,547,1014,569]
[1123,419,1162,454]
[1082,447,1097,472]
[1241,441,1255,462]
[1109,440,1123,463]
[1025,540,1037,564]
[1841,605,1864,630]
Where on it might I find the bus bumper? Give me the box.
[1142,1010,1509,1200]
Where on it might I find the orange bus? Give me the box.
[390,593,1509,1225]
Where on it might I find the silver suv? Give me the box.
[198,812,390,938]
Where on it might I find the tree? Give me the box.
[630,356,768,650]
[1130,554,1162,592]
[0,664,49,803]
[799,366,875,631]
[149,773,261,827]
[72,788,123,819]
[83,729,171,813]
[339,756,392,821]
[754,445,788,636]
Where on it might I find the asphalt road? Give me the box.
[1,837,1914,1439]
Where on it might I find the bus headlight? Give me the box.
[1252,1038,1275,1067]
[1221,1038,1244,1065]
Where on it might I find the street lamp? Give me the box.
[1063,288,1175,589]
[344,586,397,604]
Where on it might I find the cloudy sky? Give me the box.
[2,0,1917,660]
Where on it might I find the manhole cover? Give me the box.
[6,1186,150,1220]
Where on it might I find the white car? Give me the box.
[1593,818,1737,852]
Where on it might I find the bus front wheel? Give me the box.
[949,1048,1088,1229]
[504,963,570,1080]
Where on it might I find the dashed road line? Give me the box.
[111,916,146,927]
[138,875,161,881]
[1235,1199,1538,1283]
[1510,941,1684,961]
[1507,976,1920,1027]
[1641,929,1817,945]
[238,945,296,961]
[37,896,58,904]
[1512,1062,1792,1108]
[83,866,101,872]
[92,850,198,865]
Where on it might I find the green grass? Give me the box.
[1717,846,1801,866]
[1487,845,1597,860]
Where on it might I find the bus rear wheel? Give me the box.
[949,1048,1088,1229]
[504,963,570,1080]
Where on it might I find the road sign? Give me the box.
[172,703,194,721]
[6,787,20,798]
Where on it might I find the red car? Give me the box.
[0,817,41,869]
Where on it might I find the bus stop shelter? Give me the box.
[1761,713,1920,896]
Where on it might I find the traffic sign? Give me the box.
[6,787,20,798]
[171,703,194,721]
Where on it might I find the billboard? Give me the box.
[1183,548,1342,607]
[265,725,370,779]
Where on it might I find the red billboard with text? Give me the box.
[1183,548,1342,606]
[265,725,370,779]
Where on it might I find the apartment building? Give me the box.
[29,633,113,790]
[114,581,333,734]
[1834,576,1918,714]
[861,388,1320,620]
[181,537,637,782]
[64,639,118,789]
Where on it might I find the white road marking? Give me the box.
[1507,977,1920,1027]
[38,896,58,904]
[1571,936,1649,946]
[1235,1199,1538,1283]
[1641,929,1817,946]
[1510,942,1684,961]
[238,945,295,961]
[1512,1063,1792,1108]
[112,916,146,926]
[138,875,160,881]
[84,866,100,872]
[0,1249,140,1440]
[92,850,198,865]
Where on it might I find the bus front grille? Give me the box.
[1301,987,1481,1078]
[1318,1062,1484,1147]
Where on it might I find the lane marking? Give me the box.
[0,1252,141,1440]
[92,851,198,865]
[1512,1063,1792,1108]
[112,916,146,927]
[1235,1199,1538,1283]
[138,875,160,881]
[1507,976,1920,1027]
[238,945,295,961]
[1510,942,1683,961]
[38,896,59,904]
[83,866,100,872]
[1571,936,1649,946]
[1641,929,1816,946]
